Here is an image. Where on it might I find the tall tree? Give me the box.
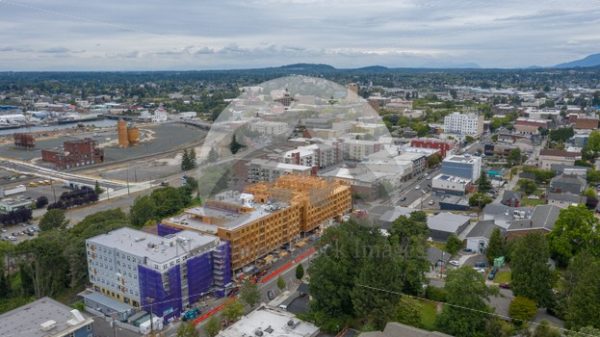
[445,234,463,256]
[39,209,68,232]
[277,276,286,291]
[239,279,260,308]
[436,267,493,337]
[351,238,404,329]
[229,134,244,154]
[549,205,600,267]
[129,195,157,227]
[181,149,190,171]
[176,322,199,337]
[510,233,554,307]
[222,299,244,322]
[204,316,221,337]
[477,173,492,193]
[295,264,304,280]
[388,212,430,294]
[486,228,505,264]
[565,251,600,329]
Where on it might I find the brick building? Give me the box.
[410,138,453,158]
[42,138,104,169]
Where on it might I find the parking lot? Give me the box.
[1,223,40,243]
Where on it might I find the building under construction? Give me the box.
[41,138,104,169]
[161,175,352,270]
[13,133,34,148]
[117,119,140,148]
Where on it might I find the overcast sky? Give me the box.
[1,0,600,70]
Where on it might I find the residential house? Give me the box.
[538,149,580,170]
[506,205,560,240]
[501,191,522,207]
[465,220,504,253]
[426,212,471,241]
[549,174,586,194]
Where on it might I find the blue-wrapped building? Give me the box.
[86,227,230,323]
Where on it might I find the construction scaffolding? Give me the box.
[138,264,182,322]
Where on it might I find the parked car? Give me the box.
[488,266,498,280]
[181,308,201,321]
[474,262,487,268]
[449,260,460,267]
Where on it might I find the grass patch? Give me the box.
[418,299,438,331]
[495,270,512,284]
[429,241,446,252]
[521,197,545,207]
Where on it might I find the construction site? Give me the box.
[160,175,352,271]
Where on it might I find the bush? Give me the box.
[425,286,447,302]
[35,196,48,209]
[509,296,537,325]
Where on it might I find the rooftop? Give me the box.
[433,174,471,184]
[466,220,501,239]
[87,227,219,264]
[0,297,93,337]
[217,305,319,337]
[427,213,470,233]
[443,155,480,164]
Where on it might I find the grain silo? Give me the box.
[127,126,140,145]
[117,119,129,147]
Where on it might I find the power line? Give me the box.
[355,283,597,337]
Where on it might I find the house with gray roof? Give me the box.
[426,212,470,241]
[549,174,586,194]
[378,206,416,228]
[465,220,504,253]
[547,192,586,209]
[506,205,560,240]
[501,190,522,207]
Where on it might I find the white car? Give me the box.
[415,186,420,190]
[449,260,460,267]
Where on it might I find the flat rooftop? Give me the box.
[217,305,319,337]
[86,227,219,263]
[167,201,290,232]
[444,155,479,164]
[0,297,93,337]
[433,174,471,184]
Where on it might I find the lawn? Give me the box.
[418,299,438,331]
[521,197,545,207]
[495,270,512,284]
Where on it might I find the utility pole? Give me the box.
[111,313,117,337]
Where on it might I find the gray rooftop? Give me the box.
[466,220,501,239]
[379,207,416,224]
[0,297,93,337]
[359,322,453,337]
[79,289,133,313]
[427,213,470,233]
[547,192,585,203]
[507,205,561,231]
[87,227,219,264]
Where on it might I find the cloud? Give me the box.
[0,0,599,70]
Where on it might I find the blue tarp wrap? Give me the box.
[157,223,182,237]
[139,264,182,322]
[186,251,214,305]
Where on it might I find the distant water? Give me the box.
[0,119,117,136]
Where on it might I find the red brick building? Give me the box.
[410,138,453,158]
[42,138,104,169]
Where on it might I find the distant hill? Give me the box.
[555,53,600,68]
[276,63,336,72]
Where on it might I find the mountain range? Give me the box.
[555,53,600,68]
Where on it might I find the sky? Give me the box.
[1,0,600,70]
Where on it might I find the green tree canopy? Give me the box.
[509,296,537,325]
[510,233,554,307]
[445,234,463,256]
[486,228,505,264]
[469,193,492,208]
[39,209,68,232]
[176,322,199,337]
[204,316,221,337]
[239,279,260,308]
[129,195,157,227]
[277,276,286,291]
[436,267,494,337]
[549,205,600,266]
[222,299,244,322]
[295,264,304,280]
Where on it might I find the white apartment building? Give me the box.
[249,121,289,136]
[443,112,484,136]
[247,158,312,183]
[283,143,341,169]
